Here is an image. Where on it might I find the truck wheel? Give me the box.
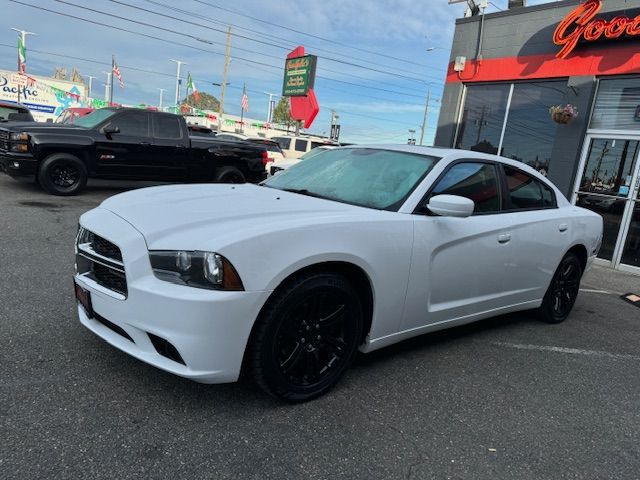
[38,154,88,196]
[216,166,245,184]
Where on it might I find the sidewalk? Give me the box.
[582,264,640,295]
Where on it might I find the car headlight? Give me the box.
[10,132,29,142]
[149,251,244,291]
[9,144,29,153]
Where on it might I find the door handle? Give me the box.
[498,233,511,244]
[175,144,186,149]
[559,223,568,232]
[139,142,151,147]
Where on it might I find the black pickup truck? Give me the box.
[0,107,268,195]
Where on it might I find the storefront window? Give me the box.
[500,81,568,175]
[455,84,510,154]
[590,78,640,131]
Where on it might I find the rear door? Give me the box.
[151,114,189,181]
[499,165,571,303]
[403,160,514,330]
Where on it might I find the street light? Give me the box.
[158,88,166,110]
[86,75,96,99]
[263,91,277,123]
[170,59,186,106]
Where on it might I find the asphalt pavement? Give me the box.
[1,176,640,480]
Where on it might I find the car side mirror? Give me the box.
[427,194,475,218]
[103,125,120,135]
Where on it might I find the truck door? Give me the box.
[150,114,189,181]
[94,111,165,179]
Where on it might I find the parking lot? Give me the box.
[2,175,640,480]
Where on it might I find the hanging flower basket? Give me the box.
[549,104,578,124]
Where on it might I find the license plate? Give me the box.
[74,280,94,318]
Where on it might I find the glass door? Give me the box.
[574,136,640,270]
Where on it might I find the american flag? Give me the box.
[113,62,124,89]
[241,89,249,112]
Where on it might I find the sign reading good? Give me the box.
[553,0,640,59]
[282,54,317,97]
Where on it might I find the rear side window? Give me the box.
[504,166,556,210]
[432,162,501,214]
[264,143,282,153]
[295,139,307,152]
[273,137,291,150]
[154,115,182,139]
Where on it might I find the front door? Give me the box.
[573,136,640,273]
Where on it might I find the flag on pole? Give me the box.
[241,86,249,112]
[18,35,26,73]
[187,73,199,102]
[113,61,124,89]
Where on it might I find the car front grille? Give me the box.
[76,227,127,296]
[0,130,9,151]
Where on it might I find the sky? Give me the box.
[2,0,554,144]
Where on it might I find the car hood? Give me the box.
[0,121,81,133]
[99,183,370,249]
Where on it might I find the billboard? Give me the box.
[0,69,87,122]
[282,55,317,97]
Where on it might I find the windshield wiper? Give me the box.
[281,188,331,200]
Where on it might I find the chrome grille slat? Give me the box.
[0,130,9,151]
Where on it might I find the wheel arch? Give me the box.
[566,243,588,273]
[243,260,376,374]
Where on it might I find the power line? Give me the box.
[190,0,441,72]
[94,0,438,84]
[0,43,440,110]
[142,0,447,76]
[139,0,443,93]
[9,0,440,101]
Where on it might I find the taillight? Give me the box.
[261,151,272,166]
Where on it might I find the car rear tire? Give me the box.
[216,166,245,183]
[538,252,582,324]
[247,272,363,402]
[38,153,88,196]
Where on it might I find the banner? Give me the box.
[0,69,87,121]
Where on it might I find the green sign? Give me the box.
[282,55,317,97]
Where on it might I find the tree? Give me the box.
[273,96,294,129]
[182,91,221,112]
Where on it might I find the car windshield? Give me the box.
[0,106,26,120]
[73,108,117,128]
[264,147,440,211]
[299,148,329,161]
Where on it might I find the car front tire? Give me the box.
[538,251,582,324]
[247,272,363,402]
[38,153,88,196]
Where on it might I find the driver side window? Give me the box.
[431,162,501,214]
[106,112,150,137]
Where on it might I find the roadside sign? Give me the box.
[282,54,317,97]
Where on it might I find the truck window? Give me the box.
[108,112,150,137]
[295,139,307,152]
[273,137,291,150]
[154,115,182,139]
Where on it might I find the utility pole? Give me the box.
[218,27,232,131]
[419,87,431,146]
[158,88,166,110]
[11,28,36,103]
[170,59,186,107]
[86,75,96,99]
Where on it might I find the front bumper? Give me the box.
[75,208,270,384]
[0,152,37,178]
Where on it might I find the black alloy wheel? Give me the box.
[539,252,582,324]
[50,163,79,189]
[216,166,246,184]
[38,153,88,196]
[248,272,363,402]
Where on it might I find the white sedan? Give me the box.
[73,146,603,402]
